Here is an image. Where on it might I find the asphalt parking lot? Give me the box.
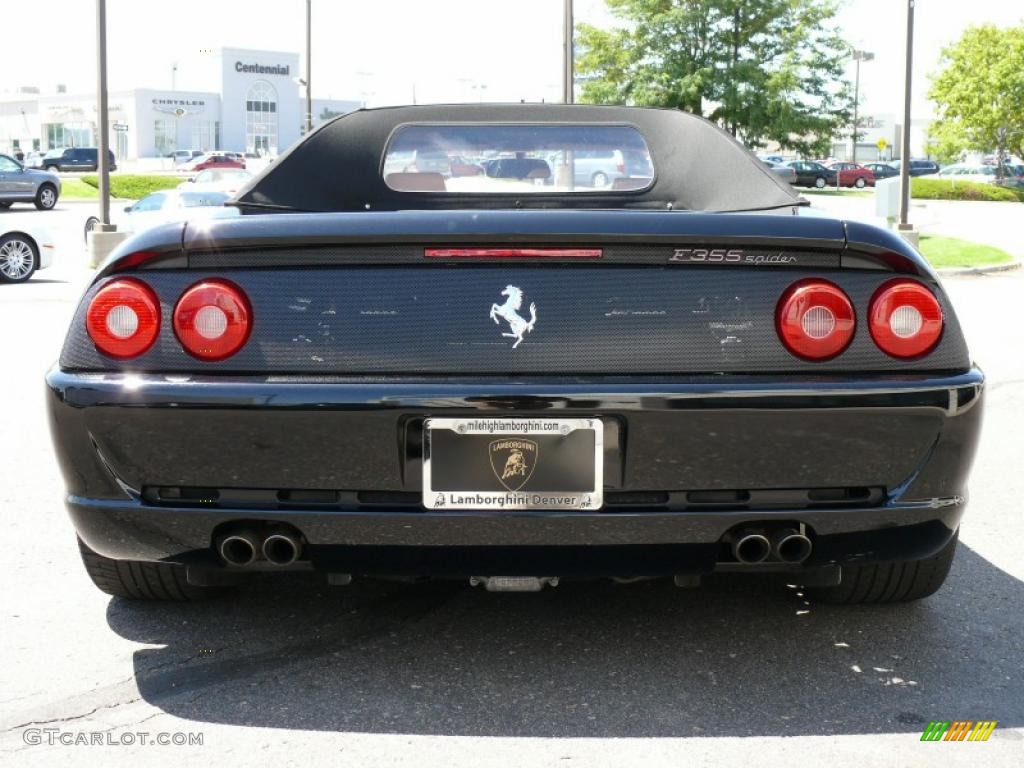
[1,209,1022,766]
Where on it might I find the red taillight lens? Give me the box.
[173,280,252,361]
[868,279,943,358]
[776,279,856,360]
[85,278,161,359]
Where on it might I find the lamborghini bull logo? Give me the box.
[489,439,538,491]
[489,285,537,348]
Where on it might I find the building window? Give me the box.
[190,121,218,153]
[245,80,278,155]
[44,123,93,149]
[154,119,176,155]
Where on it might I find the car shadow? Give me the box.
[6,278,70,285]
[107,543,1023,737]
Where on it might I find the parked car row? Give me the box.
[759,154,1021,190]
[388,147,656,190]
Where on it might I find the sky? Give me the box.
[1,0,1021,120]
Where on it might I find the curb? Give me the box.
[937,259,1022,277]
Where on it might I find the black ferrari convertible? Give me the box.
[47,105,983,604]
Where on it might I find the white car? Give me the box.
[936,163,998,183]
[118,189,237,234]
[0,214,55,283]
[177,168,253,195]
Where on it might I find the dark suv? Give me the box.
[889,159,939,177]
[43,147,117,173]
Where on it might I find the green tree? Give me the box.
[575,0,853,156]
[927,25,1024,168]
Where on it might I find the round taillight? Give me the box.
[776,279,856,360]
[85,278,161,359]
[173,280,252,361]
[869,279,943,358]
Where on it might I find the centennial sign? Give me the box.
[235,61,290,76]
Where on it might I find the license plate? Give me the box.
[422,418,603,511]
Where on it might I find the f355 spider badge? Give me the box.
[489,285,537,348]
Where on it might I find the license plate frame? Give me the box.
[422,417,603,511]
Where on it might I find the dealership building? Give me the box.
[0,47,360,161]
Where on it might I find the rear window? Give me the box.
[383,123,654,194]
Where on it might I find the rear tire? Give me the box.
[592,171,609,188]
[814,176,827,189]
[35,183,58,210]
[854,177,866,188]
[807,530,958,604]
[77,538,220,601]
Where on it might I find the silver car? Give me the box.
[0,154,61,210]
[761,159,797,185]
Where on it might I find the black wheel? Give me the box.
[45,165,60,174]
[84,215,100,242]
[0,233,38,283]
[35,183,58,210]
[592,171,609,188]
[808,530,958,605]
[77,537,220,601]
[814,176,827,189]
[854,177,866,189]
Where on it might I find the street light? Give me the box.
[851,49,874,163]
[96,0,111,227]
[563,0,574,103]
[898,1,915,234]
[304,0,312,134]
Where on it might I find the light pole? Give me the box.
[851,49,874,163]
[304,0,312,134]
[96,0,110,227]
[898,0,915,233]
[563,0,574,103]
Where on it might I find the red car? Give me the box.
[825,162,875,188]
[184,153,246,172]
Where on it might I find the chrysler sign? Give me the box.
[152,98,205,117]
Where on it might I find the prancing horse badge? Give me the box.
[489,285,537,348]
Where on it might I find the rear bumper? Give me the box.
[66,496,964,576]
[47,369,984,574]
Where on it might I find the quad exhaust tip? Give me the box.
[262,532,302,566]
[731,532,772,564]
[217,527,303,566]
[726,525,813,564]
[772,528,813,564]
[219,532,259,566]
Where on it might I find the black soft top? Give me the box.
[234,103,803,214]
